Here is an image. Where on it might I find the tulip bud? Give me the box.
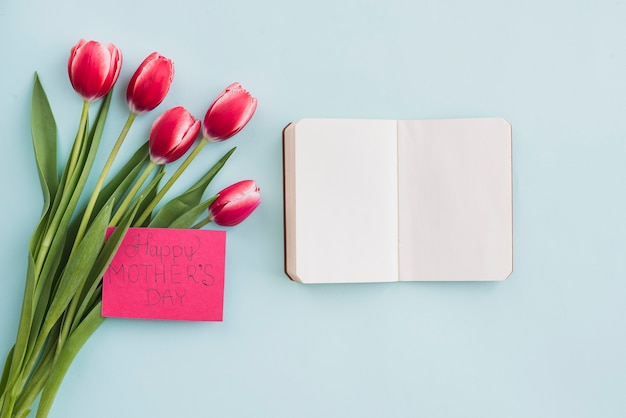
[202,82,257,141]
[149,106,201,164]
[68,39,122,102]
[127,52,175,114]
[209,180,261,226]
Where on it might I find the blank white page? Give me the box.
[397,118,512,281]
[286,118,399,283]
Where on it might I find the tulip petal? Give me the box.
[127,52,174,114]
[70,43,109,98]
[208,180,261,226]
[67,40,122,102]
[96,44,122,98]
[162,120,200,162]
[149,107,200,164]
[203,83,257,141]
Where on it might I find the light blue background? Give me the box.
[1,1,625,417]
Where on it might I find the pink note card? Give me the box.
[102,228,226,321]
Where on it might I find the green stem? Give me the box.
[75,112,136,244]
[191,216,212,229]
[109,161,156,226]
[135,137,208,225]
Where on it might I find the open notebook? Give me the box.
[283,118,512,284]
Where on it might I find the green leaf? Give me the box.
[8,92,109,410]
[41,101,89,242]
[133,166,165,227]
[3,253,38,402]
[148,199,187,228]
[3,72,64,403]
[25,93,110,366]
[27,229,66,353]
[33,91,112,288]
[34,186,136,414]
[36,91,111,286]
[149,147,235,227]
[26,223,67,366]
[178,147,236,206]
[69,91,113,219]
[167,196,218,229]
[21,208,65,386]
[0,346,14,396]
[93,142,149,219]
[65,142,149,259]
[39,202,111,340]
[73,194,143,326]
[16,409,31,418]
[30,73,58,208]
[36,303,105,418]
[12,338,56,417]
[28,74,58,263]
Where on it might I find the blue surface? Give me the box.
[1,1,626,417]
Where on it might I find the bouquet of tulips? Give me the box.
[0,39,261,418]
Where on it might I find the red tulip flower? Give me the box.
[127,52,175,114]
[149,106,200,164]
[209,180,261,226]
[68,39,122,102]
[202,82,257,141]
